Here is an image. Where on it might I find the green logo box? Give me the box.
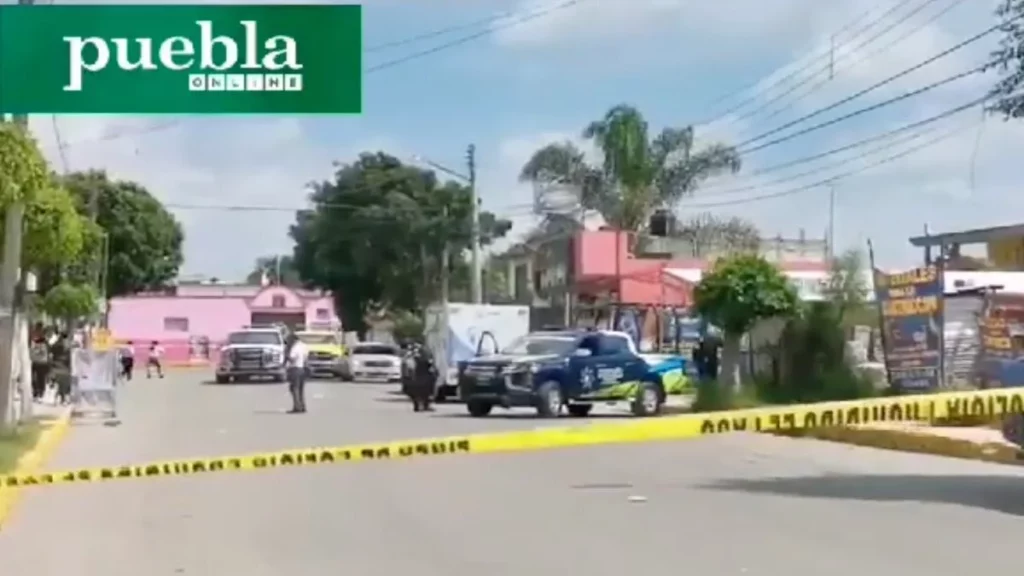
[0,4,362,114]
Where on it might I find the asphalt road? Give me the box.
[2,371,1024,576]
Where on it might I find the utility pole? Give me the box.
[441,207,450,305]
[829,34,836,80]
[0,0,33,428]
[827,184,836,260]
[467,144,481,304]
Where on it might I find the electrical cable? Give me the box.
[755,0,968,126]
[737,63,987,155]
[365,7,526,53]
[58,1,586,149]
[693,119,951,198]
[718,0,948,130]
[366,0,583,74]
[685,118,979,209]
[696,0,926,126]
[734,17,1014,150]
[699,95,982,183]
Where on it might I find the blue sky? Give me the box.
[25,0,1024,279]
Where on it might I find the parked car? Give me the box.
[341,342,402,382]
[215,327,286,383]
[459,329,668,418]
[295,329,345,379]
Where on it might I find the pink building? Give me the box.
[108,284,340,365]
[573,229,829,305]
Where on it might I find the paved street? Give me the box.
[2,370,1024,575]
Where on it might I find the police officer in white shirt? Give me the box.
[285,332,309,413]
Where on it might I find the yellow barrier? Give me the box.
[1,388,1022,489]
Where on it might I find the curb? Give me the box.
[0,410,72,530]
[773,426,1024,466]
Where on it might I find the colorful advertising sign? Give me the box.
[874,265,945,391]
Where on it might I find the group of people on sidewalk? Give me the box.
[29,324,74,405]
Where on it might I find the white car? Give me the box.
[215,328,287,383]
[344,342,402,382]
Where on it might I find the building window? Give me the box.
[164,317,189,332]
[271,295,286,308]
[315,308,329,320]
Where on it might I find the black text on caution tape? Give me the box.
[0,438,471,488]
[698,391,1024,435]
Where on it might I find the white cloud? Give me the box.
[29,115,340,280]
[492,0,845,50]
[492,0,1023,267]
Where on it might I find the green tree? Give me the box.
[821,248,870,324]
[60,170,184,297]
[0,123,49,208]
[245,255,301,287]
[37,282,99,323]
[22,181,86,270]
[693,254,799,390]
[519,105,741,232]
[0,125,89,296]
[987,0,1024,118]
[291,152,512,336]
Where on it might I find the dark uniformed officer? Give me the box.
[404,342,437,412]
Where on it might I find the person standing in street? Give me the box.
[120,340,135,381]
[285,332,309,413]
[146,340,164,379]
[410,343,438,412]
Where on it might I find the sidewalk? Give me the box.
[792,422,1024,466]
[0,402,72,529]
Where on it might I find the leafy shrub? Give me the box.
[755,301,875,405]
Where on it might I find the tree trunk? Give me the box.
[720,332,743,392]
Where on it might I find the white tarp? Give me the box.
[73,349,115,392]
[425,303,530,385]
[71,349,117,420]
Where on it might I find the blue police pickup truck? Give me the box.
[458,329,667,418]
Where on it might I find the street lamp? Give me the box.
[409,148,481,304]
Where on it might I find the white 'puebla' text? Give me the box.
[62,20,302,92]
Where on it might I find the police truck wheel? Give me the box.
[535,381,563,418]
[215,375,229,384]
[567,403,593,417]
[466,400,493,417]
[631,380,663,417]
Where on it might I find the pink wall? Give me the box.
[304,296,336,329]
[108,286,341,365]
[250,285,304,309]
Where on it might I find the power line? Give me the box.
[685,118,977,209]
[717,0,948,130]
[696,0,923,126]
[364,0,584,74]
[365,7,524,53]
[161,199,538,217]
[737,62,986,155]
[693,119,952,198]
[50,115,70,174]
[58,2,584,149]
[754,0,968,126]
[734,17,1011,150]
[697,93,983,184]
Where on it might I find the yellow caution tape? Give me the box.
[2,388,1022,489]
